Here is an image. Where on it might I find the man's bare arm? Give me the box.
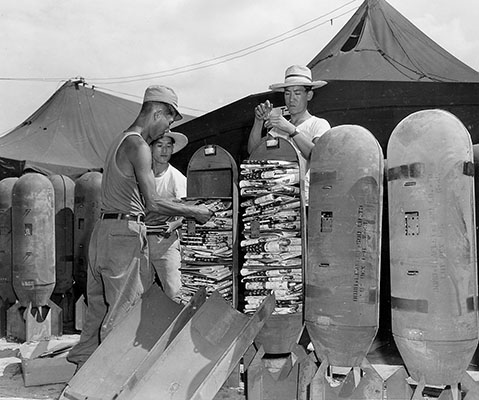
[126,136,212,223]
[247,100,273,154]
[247,118,264,154]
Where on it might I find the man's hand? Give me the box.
[166,219,183,233]
[254,100,273,121]
[193,204,214,225]
[267,113,295,135]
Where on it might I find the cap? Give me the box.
[143,85,183,121]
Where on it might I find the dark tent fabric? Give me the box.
[308,0,479,82]
[0,80,195,179]
[173,0,479,172]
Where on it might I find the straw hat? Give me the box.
[269,65,327,92]
[162,131,188,154]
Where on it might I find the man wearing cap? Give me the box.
[247,65,331,203]
[147,131,188,302]
[67,85,212,369]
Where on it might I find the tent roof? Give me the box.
[0,80,141,174]
[173,0,479,172]
[308,0,479,82]
[0,80,195,177]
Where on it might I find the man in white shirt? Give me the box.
[247,65,331,204]
[248,65,330,159]
[147,131,188,301]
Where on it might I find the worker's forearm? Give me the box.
[292,132,314,159]
[248,119,264,154]
[146,197,198,218]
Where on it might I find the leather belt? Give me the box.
[100,213,144,223]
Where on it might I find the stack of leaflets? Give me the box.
[178,199,234,303]
[239,160,303,315]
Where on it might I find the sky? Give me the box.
[0,0,478,135]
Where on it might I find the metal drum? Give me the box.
[387,109,478,385]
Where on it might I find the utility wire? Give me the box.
[0,77,67,82]
[0,1,358,84]
[93,7,357,85]
[88,0,359,82]
[0,1,359,117]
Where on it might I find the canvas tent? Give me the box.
[172,0,479,174]
[0,79,194,179]
[0,80,141,179]
[308,0,479,82]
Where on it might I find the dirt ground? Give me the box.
[3,334,479,400]
[0,335,245,400]
[0,335,246,400]
[0,337,67,400]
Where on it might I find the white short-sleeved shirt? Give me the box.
[307,116,331,143]
[269,116,330,167]
[154,164,186,200]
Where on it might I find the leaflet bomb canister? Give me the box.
[48,174,75,296]
[305,125,383,367]
[0,177,18,305]
[11,173,56,308]
[387,109,478,386]
[73,171,102,298]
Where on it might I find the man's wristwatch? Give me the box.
[289,129,300,138]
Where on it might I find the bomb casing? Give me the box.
[48,174,75,296]
[387,109,478,386]
[0,177,19,305]
[12,173,55,308]
[306,125,383,367]
[73,171,102,298]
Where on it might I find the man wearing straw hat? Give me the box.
[247,65,331,202]
[147,130,188,302]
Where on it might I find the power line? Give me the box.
[0,77,67,82]
[88,0,359,82]
[0,1,358,85]
[92,6,357,85]
[0,1,359,117]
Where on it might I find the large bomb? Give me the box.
[73,171,102,298]
[306,125,383,367]
[11,173,56,308]
[387,109,478,386]
[48,174,75,296]
[0,177,18,305]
